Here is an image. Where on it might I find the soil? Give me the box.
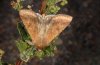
[0,0,100,65]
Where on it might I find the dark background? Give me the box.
[0,0,100,65]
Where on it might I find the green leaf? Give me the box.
[14,0,23,11]
[20,47,35,62]
[46,0,68,14]
[60,0,68,6]
[17,22,31,41]
[35,50,45,60]
[16,40,30,53]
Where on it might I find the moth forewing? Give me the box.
[19,10,39,46]
[44,15,73,47]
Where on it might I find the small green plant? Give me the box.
[46,0,68,14]
[11,0,23,11]
[12,0,68,63]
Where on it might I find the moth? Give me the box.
[19,9,73,49]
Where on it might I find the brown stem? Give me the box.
[39,0,47,15]
[15,59,23,65]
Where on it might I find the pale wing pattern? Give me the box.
[34,14,55,48]
[44,15,73,47]
[19,9,39,46]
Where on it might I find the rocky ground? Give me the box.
[0,0,100,65]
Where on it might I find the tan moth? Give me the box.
[19,9,73,49]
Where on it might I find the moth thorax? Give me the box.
[38,23,45,38]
